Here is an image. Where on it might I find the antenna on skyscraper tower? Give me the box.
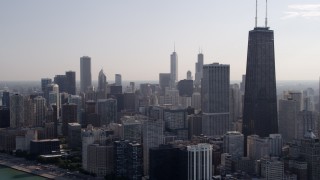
[255,0,258,27]
[265,0,268,27]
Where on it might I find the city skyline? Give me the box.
[1,0,320,81]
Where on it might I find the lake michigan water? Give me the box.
[0,165,46,180]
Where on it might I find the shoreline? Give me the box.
[0,159,56,179]
[0,160,56,179]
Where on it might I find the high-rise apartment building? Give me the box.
[202,63,230,137]
[34,96,46,127]
[80,56,92,92]
[10,94,24,128]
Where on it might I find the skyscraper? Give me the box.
[243,6,278,141]
[41,78,52,93]
[98,69,107,93]
[80,56,92,92]
[202,63,230,137]
[66,71,76,95]
[194,52,204,87]
[115,74,122,86]
[170,49,178,88]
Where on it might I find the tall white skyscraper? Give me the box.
[202,63,230,137]
[170,49,178,88]
[115,74,122,86]
[80,56,92,92]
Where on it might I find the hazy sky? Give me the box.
[1,0,320,82]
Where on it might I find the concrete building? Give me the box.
[115,74,122,86]
[163,108,188,140]
[159,73,171,95]
[202,63,230,137]
[194,52,204,87]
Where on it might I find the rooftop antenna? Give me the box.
[255,0,258,27]
[174,42,176,52]
[265,0,268,27]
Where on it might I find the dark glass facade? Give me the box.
[243,27,278,140]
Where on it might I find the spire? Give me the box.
[174,42,176,52]
[255,0,258,27]
[265,0,268,27]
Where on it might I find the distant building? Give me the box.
[97,69,107,99]
[97,99,117,126]
[61,103,77,136]
[87,143,114,177]
[186,70,192,80]
[0,106,10,128]
[170,50,178,88]
[65,71,76,95]
[34,96,46,127]
[115,74,122,86]
[80,56,92,92]
[177,80,193,97]
[191,92,201,111]
[159,73,171,95]
[194,52,204,87]
[41,78,52,93]
[10,94,24,128]
[68,123,81,149]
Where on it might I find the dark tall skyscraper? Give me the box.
[41,78,52,93]
[80,56,92,92]
[66,71,76,95]
[243,7,278,141]
[54,75,67,93]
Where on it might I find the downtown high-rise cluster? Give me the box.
[1,2,320,180]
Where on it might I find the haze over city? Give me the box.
[1,0,320,81]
